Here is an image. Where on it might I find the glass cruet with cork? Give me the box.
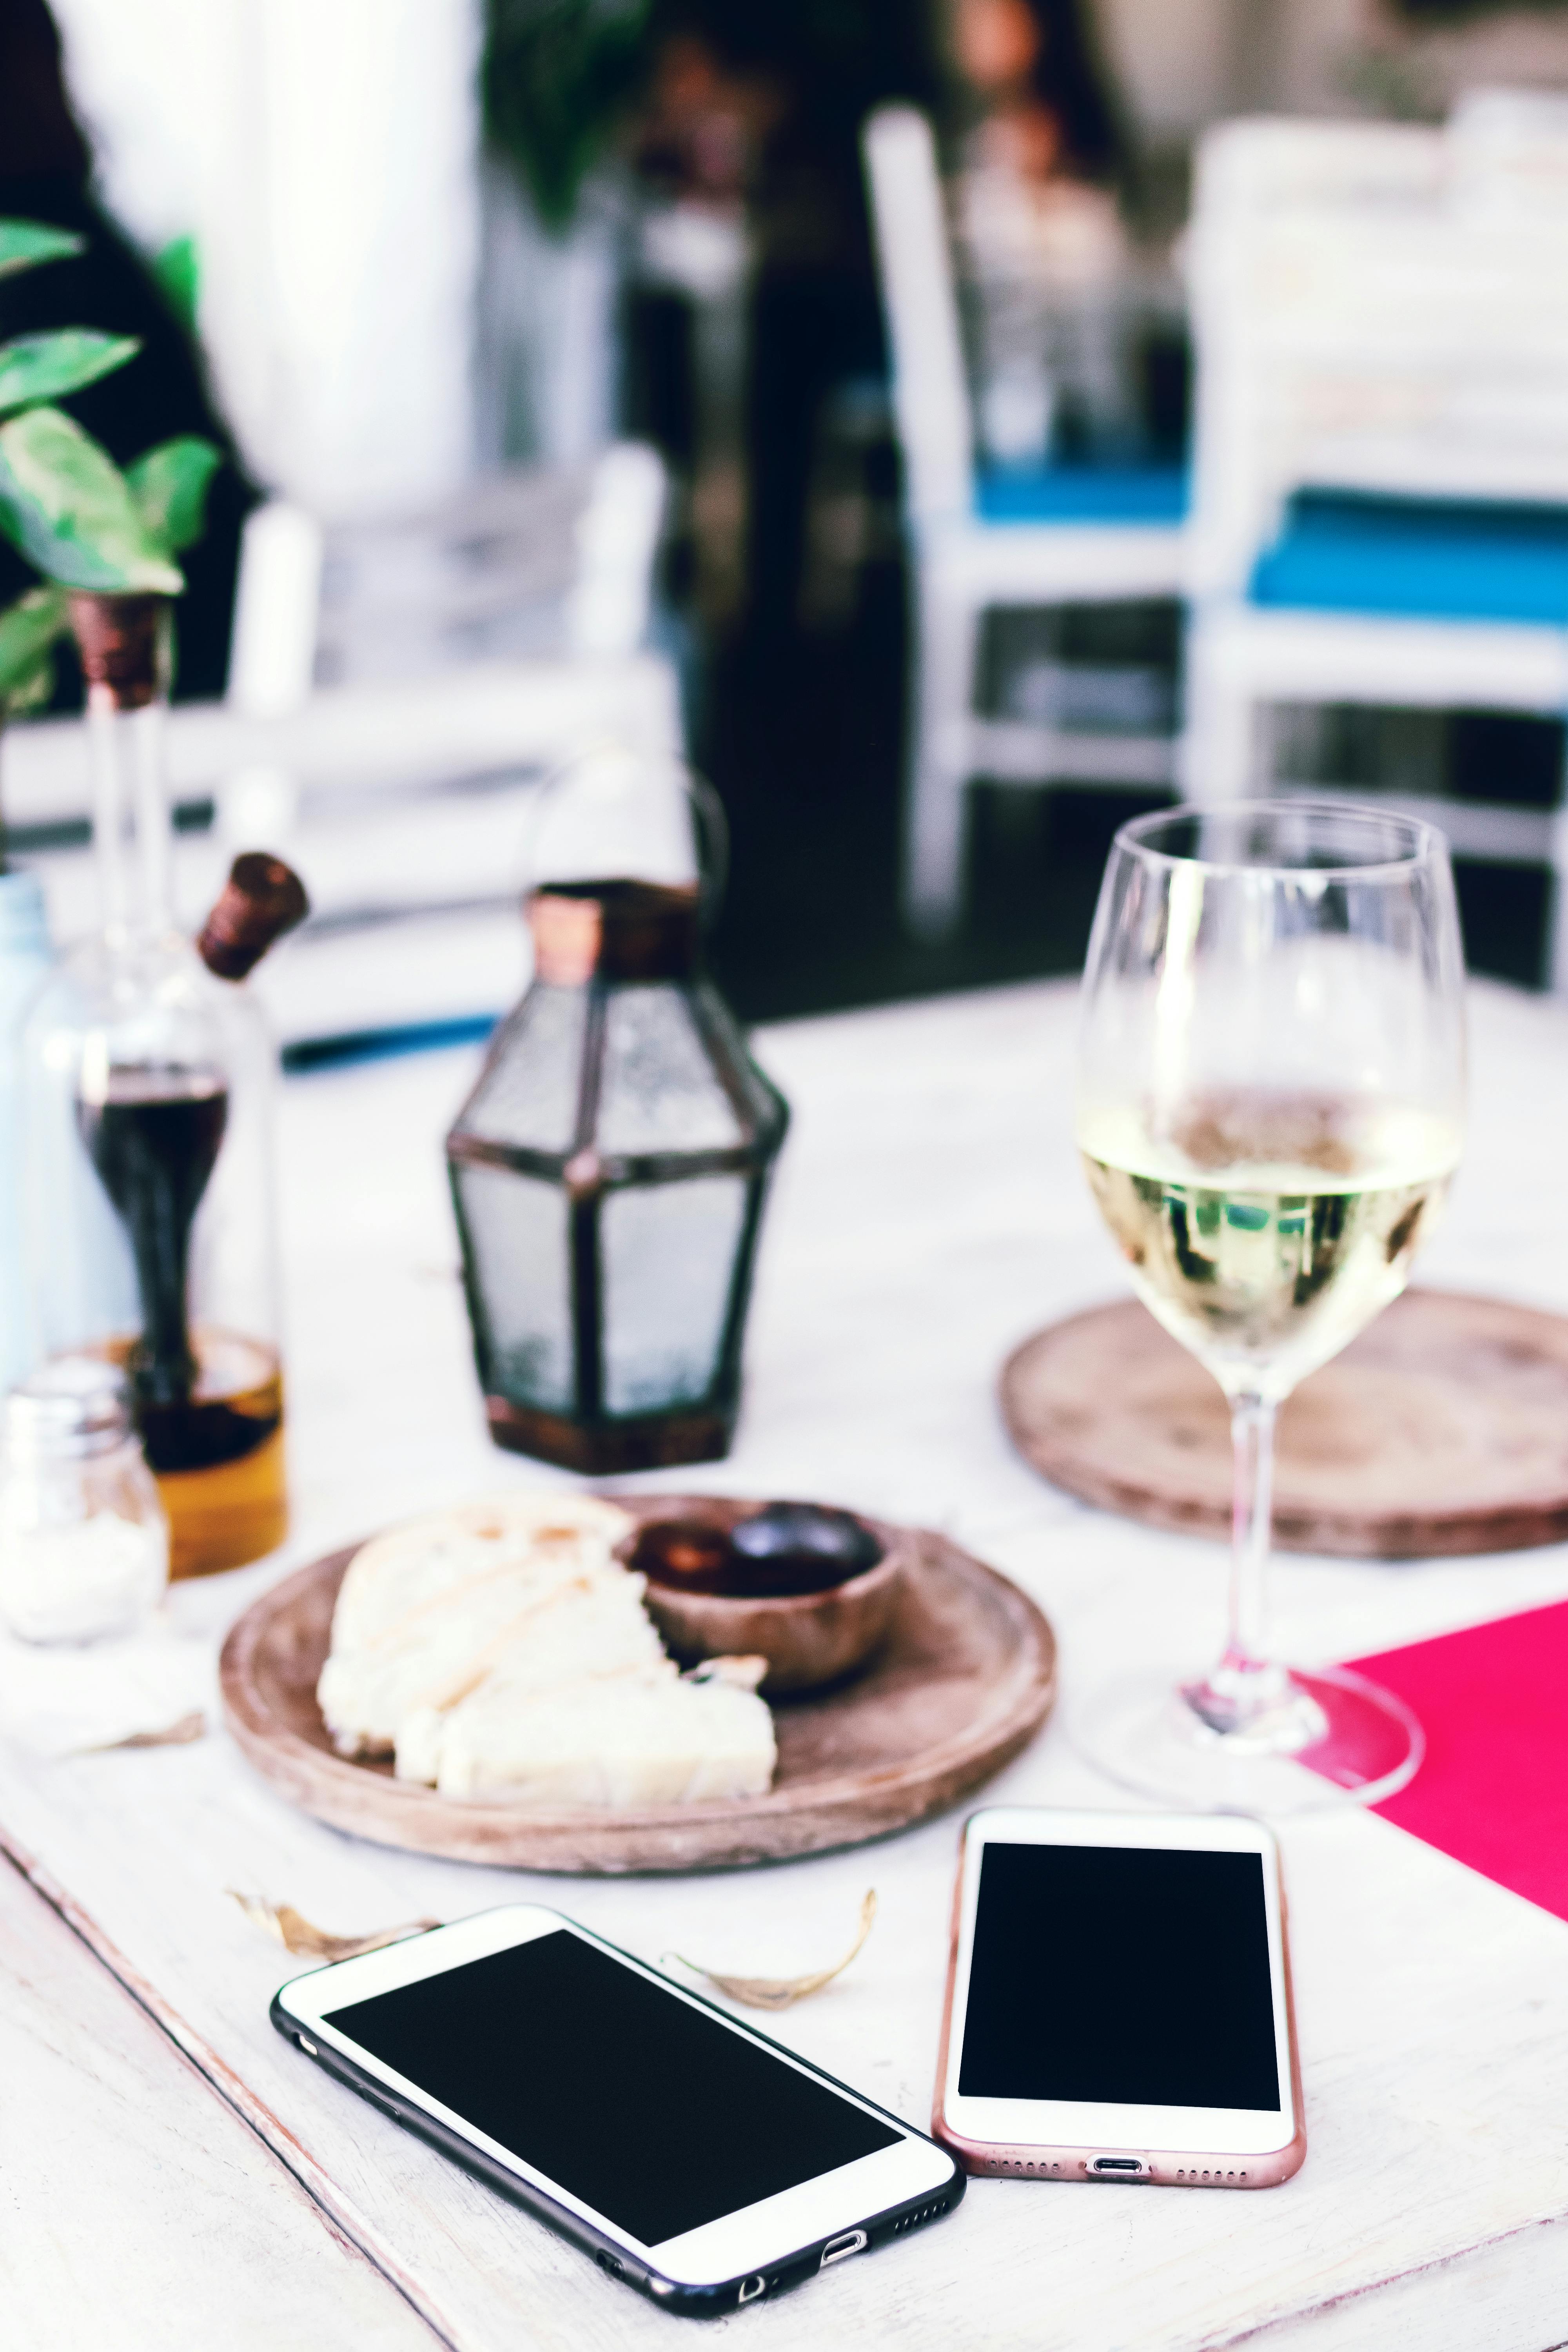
[18,592,307,1577]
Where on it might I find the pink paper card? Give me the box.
[1338,1600,1568,1923]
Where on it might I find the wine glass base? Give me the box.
[1069,1662,1424,1817]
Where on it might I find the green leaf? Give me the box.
[0,584,68,704]
[126,436,221,555]
[5,646,56,713]
[0,408,183,593]
[152,234,200,335]
[483,0,653,232]
[0,329,142,416]
[0,220,85,279]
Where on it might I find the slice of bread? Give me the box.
[317,1490,776,1806]
[427,1665,777,1806]
[319,1493,633,1757]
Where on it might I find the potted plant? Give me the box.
[0,215,219,734]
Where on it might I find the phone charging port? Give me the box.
[1091,2157,1143,2174]
[820,2229,868,2269]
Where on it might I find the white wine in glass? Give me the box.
[1074,803,1466,1812]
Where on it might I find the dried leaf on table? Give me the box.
[78,1710,206,1753]
[227,1889,440,1963]
[669,1888,877,2010]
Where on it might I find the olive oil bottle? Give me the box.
[20,593,306,1574]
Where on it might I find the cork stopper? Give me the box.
[196,853,309,981]
[68,593,169,712]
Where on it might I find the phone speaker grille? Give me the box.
[890,2201,950,2233]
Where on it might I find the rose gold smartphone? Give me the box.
[933,1808,1306,2189]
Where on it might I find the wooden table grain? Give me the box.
[5,975,1568,2350]
[0,1851,438,2349]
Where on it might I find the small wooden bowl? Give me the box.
[623,1499,907,1695]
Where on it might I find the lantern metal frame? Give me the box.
[446,881,788,1474]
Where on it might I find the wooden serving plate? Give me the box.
[219,1501,1056,1875]
[1002,1288,1568,1560]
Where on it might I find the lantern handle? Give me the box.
[520,740,729,922]
[685,764,728,926]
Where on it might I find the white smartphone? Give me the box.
[273,1901,963,2316]
[933,1808,1306,2188]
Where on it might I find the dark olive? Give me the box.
[630,1504,883,1601]
[728,1503,883,1594]
[628,1519,737,1595]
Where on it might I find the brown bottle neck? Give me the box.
[528,880,701,984]
[70,595,174,937]
[69,593,170,713]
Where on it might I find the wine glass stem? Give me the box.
[1225,1392,1276,1686]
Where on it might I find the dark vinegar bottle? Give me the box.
[20,595,305,1575]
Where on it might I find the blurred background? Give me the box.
[5,0,1568,1049]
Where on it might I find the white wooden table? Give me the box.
[6,976,1568,2351]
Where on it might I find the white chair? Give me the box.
[305,439,668,687]
[862,104,1188,938]
[1,446,681,1048]
[1182,110,1568,984]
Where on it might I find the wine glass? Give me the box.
[1074,802,1466,1813]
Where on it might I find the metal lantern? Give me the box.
[446,750,788,1473]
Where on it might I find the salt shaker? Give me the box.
[0,1359,169,1643]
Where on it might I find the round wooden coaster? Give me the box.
[1000,1288,1568,1560]
[220,1502,1055,1875]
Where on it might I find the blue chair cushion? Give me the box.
[1250,490,1568,627]
[976,464,1190,526]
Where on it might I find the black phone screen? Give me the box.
[324,1926,900,2247]
[958,1843,1281,2111]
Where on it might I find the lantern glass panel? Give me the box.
[600,1174,748,1414]
[459,985,587,1154]
[453,1163,575,1410]
[595,987,743,1155]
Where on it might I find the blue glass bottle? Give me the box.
[0,866,51,1390]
